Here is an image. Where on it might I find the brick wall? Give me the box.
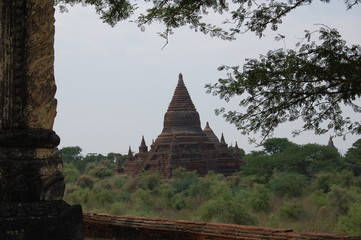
[83,212,360,240]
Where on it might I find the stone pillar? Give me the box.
[0,1,83,239]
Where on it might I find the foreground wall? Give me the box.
[84,213,360,240]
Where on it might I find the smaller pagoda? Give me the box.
[123,74,242,178]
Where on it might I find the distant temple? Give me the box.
[122,74,242,178]
[327,136,338,150]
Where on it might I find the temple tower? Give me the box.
[203,122,220,148]
[327,136,338,150]
[0,1,82,239]
[124,74,242,178]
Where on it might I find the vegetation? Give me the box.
[62,138,361,236]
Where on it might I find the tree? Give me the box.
[279,143,345,177]
[338,200,361,236]
[55,0,360,141]
[242,141,345,179]
[268,171,307,197]
[262,138,296,155]
[60,146,83,163]
[344,139,361,176]
[207,27,361,141]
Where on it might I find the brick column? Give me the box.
[0,1,83,239]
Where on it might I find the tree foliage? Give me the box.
[206,27,361,140]
[241,138,344,180]
[60,146,82,163]
[56,1,360,39]
[262,138,296,155]
[344,139,361,176]
[338,201,361,236]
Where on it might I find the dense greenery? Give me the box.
[62,138,361,236]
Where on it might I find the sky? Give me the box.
[54,1,361,156]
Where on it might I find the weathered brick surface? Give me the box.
[84,213,361,240]
[123,74,242,178]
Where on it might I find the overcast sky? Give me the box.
[54,2,361,155]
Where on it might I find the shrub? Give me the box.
[337,200,361,236]
[95,178,114,190]
[173,198,189,211]
[116,192,132,202]
[327,185,356,216]
[249,184,272,212]
[313,172,338,193]
[310,190,328,208]
[172,169,199,193]
[198,194,257,225]
[113,175,129,189]
[63,163,80,184]
[137,171,162,191]
[65,187,90,205]
[279,201,305,220]
[88,166,113,179]
[189,177,213,200]
[268,172,307,197]
[73,160,88,173]
[93,189,116,205]
[76,175,95,189]
[110,202,126,216]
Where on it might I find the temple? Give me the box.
[123,74,242,178]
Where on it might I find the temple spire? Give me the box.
[167,73,196,111]
[203,122,220,148]
[327,136,337,150]
[218,133,228,150]
[220,133,226,144]
[233,142,241,158]
[139,136,148,153]
[128,146,133,158]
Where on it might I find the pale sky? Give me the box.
[54,2,361,155]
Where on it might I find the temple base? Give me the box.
[0,201,83,240]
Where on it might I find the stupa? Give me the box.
[123,74,242,178]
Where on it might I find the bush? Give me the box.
[310,190,328,209]
[137,172,162,191]
[63,163,80,184]
[73,160,88,173]
[268,172,307,197]
[110,202,126,215]
[172,197,189,211]
[327,185,356,216]
[88,166,113,179]
[116,192,132,202]
[112,175,129,189]
[93,189,116,205]
[249,184,272,212]
[313,172,339,193]
[76,175,95,189]
[279,201,305,220]
[198,193,257,225]
[337,200,361,236]
[65,187,90,205]
[172,169,199,193]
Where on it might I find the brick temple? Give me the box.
[123,74,242,178]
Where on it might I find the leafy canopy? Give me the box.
[207,27,361,141]
[56,1,359,40]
